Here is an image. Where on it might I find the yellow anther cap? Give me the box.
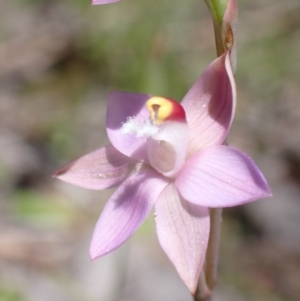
[146,97,186,124]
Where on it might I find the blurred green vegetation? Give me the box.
[12,189,76,226]
[16,0,213,97]
[0,288,21,301]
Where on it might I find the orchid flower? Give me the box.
[53,52,271,293]
[92,0,119,4]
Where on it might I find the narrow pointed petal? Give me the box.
[106,91,151,162]
[181,53,236,157]
[147,121,188,177]
[175,146,272,208]
[155,184,210,293]
[53,145,137,190]
[90,170,168,260]
[92,0,119,4]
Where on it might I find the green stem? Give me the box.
[194,208,222,301]
[195,1,235,299]
[205,0,228,56]
[193,270,211,301]
[205,208,222,290]
[204,0,228,27]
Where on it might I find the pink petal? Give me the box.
[90,169,168,259]
[154,184,210,293]
[92,0,119,5]
[147,120,188,177]
[53,145,137,190]
[175,146,272,207]
[181,52,236,157]
[106,91,151,162]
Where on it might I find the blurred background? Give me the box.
[0,0,300,300]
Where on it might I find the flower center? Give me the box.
[121,96,188,178]
[147,97,186,124]
[121,117,158,138]
[121,96,186,138]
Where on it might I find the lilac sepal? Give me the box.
[53,145,137,190]
[182,52,236,157]
[155,184,210,293]
[90,169,168,259]
[106,91,152,163]
[175,145,272,208]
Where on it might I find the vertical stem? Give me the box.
[195,0,236,297]
[194,208,222,301]
[193,270,211,301]
[195,1,235,299]
[205,208,222,290]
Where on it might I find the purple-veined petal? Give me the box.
[53,145,138,190]
[90,169,168,259]
[175,146,272,208]
[147,120,188,178]
[181,52,236,157]
[154,183,210,293]
[106,91,151,162]
[92,0,119,5]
